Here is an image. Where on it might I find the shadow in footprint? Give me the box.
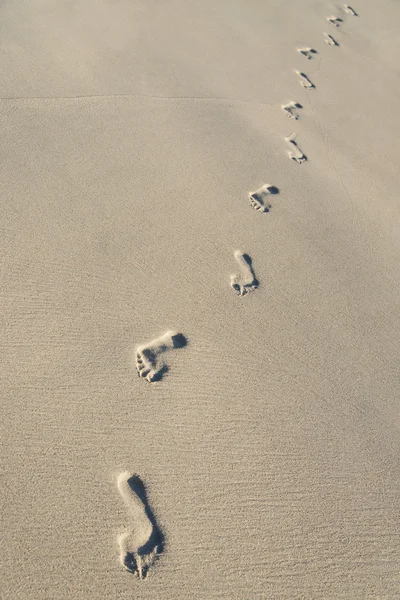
[136,331,188,383]
[328,17,343,25]
[249,184,280,213]
[127,474,164,560]
[299,48,318,59]
[267,186,280,195]
[242,254,259,287]
[231,250,259,296]
[147,364,168,382]
[344,5,358,16]
[297,72,315,89]
[171,333,188,349]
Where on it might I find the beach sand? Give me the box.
[1,1,400,598]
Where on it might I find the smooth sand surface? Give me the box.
[1,1,400,598]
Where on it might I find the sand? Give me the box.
[1,1,400,598]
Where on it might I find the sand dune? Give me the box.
[1,1,400,599]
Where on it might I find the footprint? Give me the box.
[344,5,358,16]
[117,472,163,580]
[285,134,307,164]
[249,183,279,213]
[297,47,317,60]
[135,330,187,382]
[230,250,258,297]
[324,33,339,46]
[327,16,343,27]
[282,101,303,120]
[296,71,315,89]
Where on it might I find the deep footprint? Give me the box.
[230,250,259,296]
[135,330,187,382]
[249,183,279,213]
[117,472,164,580]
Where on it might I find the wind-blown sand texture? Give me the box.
[1,1,400,599]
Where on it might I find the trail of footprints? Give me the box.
[115,2,359,581]
[283,4,357,168]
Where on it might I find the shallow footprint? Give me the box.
[344,5,358,16]
[230,250,259,297]
[324,32,339,46]
[297,47,317,60]
[117,471,164,580]
[285,134,307,164]
[135,330,187,383]
[249,183,279,213]
[327,16,343,27]
[282,101,303,120]
[296,71,315,89]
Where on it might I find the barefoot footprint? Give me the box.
[344,5,358,16]
[135,330,187,382]
[230,250,259,296]
[324,33,339,46]
[297,47,317,60]
[282,101,303,120]
[296,71,315,89]
[285,134,307,164]
[117,472,163,580]
[327,16,343,27]
[249,184,279,212]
